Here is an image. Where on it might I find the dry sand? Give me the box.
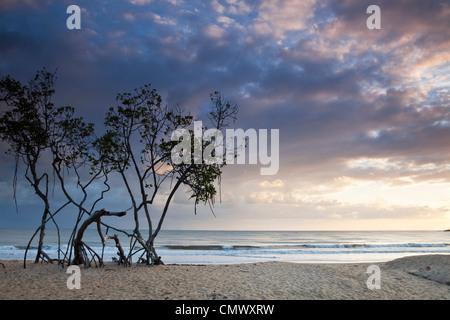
[0,254,449,300]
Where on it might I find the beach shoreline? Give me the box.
[0,254,449,300]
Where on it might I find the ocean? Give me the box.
[0,228,449,264]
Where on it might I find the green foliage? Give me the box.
[0,69,95,169]
[0,69,55,159]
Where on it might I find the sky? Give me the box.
[0,0,449,231]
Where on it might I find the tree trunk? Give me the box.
[147,177,184,265]
[34,203,50,263]
[105,234,128,265]
[72,209,126,266]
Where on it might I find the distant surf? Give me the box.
[0,229,449,264]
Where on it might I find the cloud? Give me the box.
[0,0,41,12]
[150,12,177,25]
[250,0,316,39]
[127,0,153,5]
[259,179,285,188]
[203,24,227,39]
[1,0,449,230]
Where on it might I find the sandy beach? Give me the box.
[0,254,448,300]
